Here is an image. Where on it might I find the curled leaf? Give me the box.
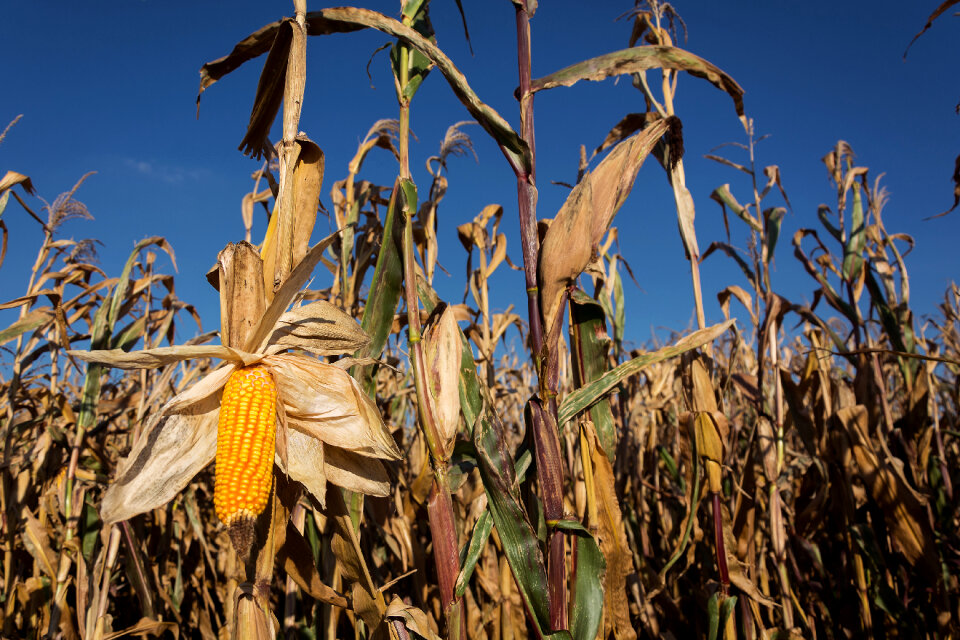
[529,45,745,126]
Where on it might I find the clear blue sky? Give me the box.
[2,1,957,352]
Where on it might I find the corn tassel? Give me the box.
[214,365,277,557]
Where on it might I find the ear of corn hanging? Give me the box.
[214,365,277,528]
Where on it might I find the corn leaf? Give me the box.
[558,319,734,426]
[569,290,617,458]
[358,178,404,367]
[0,307,54,346]
[529,45,745,126]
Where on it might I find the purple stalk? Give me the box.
[513,2,568,630]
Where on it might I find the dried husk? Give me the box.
[100,395,219,524]
[423,306,462,455]
[267,353,400,460]
[263,299,370,356]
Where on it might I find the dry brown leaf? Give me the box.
[0,170,35,194]
[69,345,258,369]
[277,521,349,608]
[22,509,57,578]
[538,120,668,327]
[589,430,636,640]
[721,503,777,608]
[529,46,745,125]
[836,406,936,571]
[717,285,757,325]
[387,597,444,640]
[102,617,179,640]
[264,136,323,295]
[290,137,323,267]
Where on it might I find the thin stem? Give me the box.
[395,11,464,636]
[91,526,122,640]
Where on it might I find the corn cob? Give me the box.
[214,365,277,527]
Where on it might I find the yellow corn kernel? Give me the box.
[214,365,277,526]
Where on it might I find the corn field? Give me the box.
[2,2,959,639]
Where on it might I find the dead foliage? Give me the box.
[2,2,958,639]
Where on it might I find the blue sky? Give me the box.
[1,1,957,352]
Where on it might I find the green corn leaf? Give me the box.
[356,178,404,390]
[711,184,760,232]
[569,289,617,458]
[864,268,918,387]
[707,591,720,640]
[401,0,428,20]
[473,417,552,635]
[763,206,786,264]
[817,204,843,242]
[454,510,493,598]
[79,238,170,433]
[391,1,435,103]
[565,521,605,640]
[559,319,734,426]
[107,237,176,337]
[612,266,625,349]
[842,181,866,280]
[720,595,737,638]
[111,315,147,352]
[656,445,684,491]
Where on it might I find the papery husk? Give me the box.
[263,299,370,356]
[324,446,391,497]
[235,584,275,640]
[69,345,260,369]
[267,353,400,460]
[246,232,342,351]
[218,241,266,350]
[100,395,219,524]
[423,306,462,455]
[279,428,328,507]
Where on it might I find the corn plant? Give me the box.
[2,3,959,640]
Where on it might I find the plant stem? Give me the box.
[712,492,730,595]
[395,13,465,637]
[402,199,465,640]
[513,5,544,362]
[514,3,568,630]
